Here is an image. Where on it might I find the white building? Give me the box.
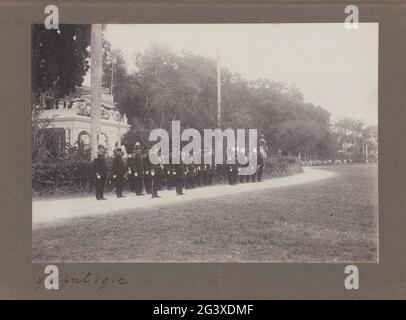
[37,86,130,157]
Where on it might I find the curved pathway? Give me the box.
[33,167,335,225]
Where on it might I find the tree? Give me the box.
[32,24,91,106]
[333,118,368,160]
[115,43,342,160]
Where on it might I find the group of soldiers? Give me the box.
[93,142,266,200]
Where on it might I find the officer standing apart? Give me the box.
[112,148,126,198]
[93,144,107,200]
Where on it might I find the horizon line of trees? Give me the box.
[32,24,377,161]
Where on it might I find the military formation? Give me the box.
[93,141,266,201]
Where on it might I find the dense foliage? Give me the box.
[107,43,335,158]
[32,24,91,105]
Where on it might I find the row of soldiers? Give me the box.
[93,142,265,200]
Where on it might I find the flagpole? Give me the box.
[217,37,221,129]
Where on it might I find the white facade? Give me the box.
[37,87,130,157]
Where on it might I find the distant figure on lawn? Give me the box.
[112,148,126,198]
[93,145,107,200]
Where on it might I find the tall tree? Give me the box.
[31,24,91,106]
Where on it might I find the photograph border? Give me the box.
[0,0,404,299]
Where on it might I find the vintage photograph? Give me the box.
[31,23,378,263]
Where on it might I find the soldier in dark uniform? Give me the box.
[150,152,162,198]
[257,150,264,182]
[200,149,208,186]
[185,162,194,189]
[227,154,233,185]
[227,148,238,185]
[238,166,245,183]
[173,152,186,195]
[163,150,173,190]
[233,158,239,185]
[250,164,257,182]
[237,148,246,183]
[164,163,173,190]
[207,148,215,185]
[128,142,145,195]
[245,159,251,183]
[202,164,209,186]
[112,148,126,198]
[143,150,152,195]
[195,164,202,187]
[93,145,107,200]
[127,149,136,193]
[135,142,145,195]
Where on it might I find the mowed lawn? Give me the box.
[32,165,378,263]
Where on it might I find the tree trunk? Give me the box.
[90,24,103,160]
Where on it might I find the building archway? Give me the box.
[77,130,91,159]
[77,130,90,150]
[98,132,109,150]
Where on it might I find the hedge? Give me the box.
[264,156,303,178]
[32,156,302,196]
[32,160,94,196]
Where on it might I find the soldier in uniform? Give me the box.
[143,149,152,195]
[257,149,265,182]
[195,164,203,187]
[185,162,194,189]
[164,163,173,190]
[93,145,107,200]
[164,150,173,190]
[128,142,145,195]
[112,148,126,198]
[127,151,136,193]
[227,148,238,185]
[238,166,245,183]
[250,164,257,182]
[173,150,186,195]
[202,164,209,186]
[245,162,251,183]
[208,148,215,185]
[233,156,239,185]
[237,148,246,183]
[150,151,162,198]
[227,152,233,185]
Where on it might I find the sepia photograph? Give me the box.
[31,23,378,263]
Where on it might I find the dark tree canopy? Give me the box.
[112,41,377,160]
[114,44,338,159]
[32,24,91,104]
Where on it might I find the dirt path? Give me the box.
[32,167,335,225]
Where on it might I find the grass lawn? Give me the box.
[32,165,378,263]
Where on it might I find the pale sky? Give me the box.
[89,23,378,125]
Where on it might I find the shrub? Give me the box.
[32,160,93,196]
[264,156,303,178]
